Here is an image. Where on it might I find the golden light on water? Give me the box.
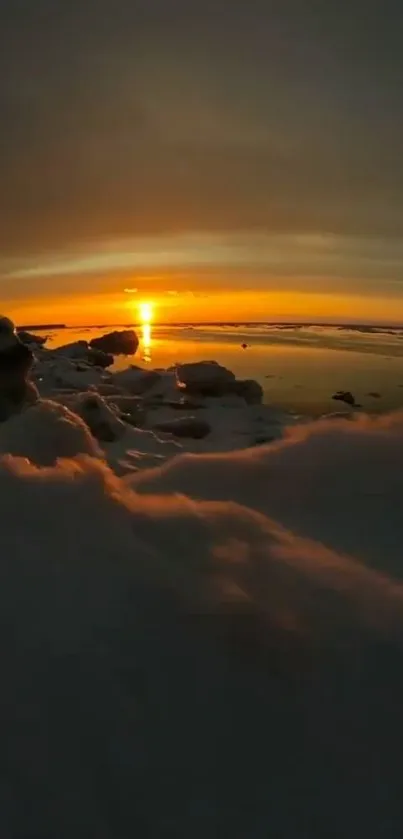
[139,301,153,323]
[137,302,153,362]
[141,322,152,362]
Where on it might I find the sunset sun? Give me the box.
[139,302,153,323]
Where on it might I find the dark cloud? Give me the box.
[1,0,403,257]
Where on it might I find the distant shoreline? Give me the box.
[18,324,66,331]
[17,321,403,332]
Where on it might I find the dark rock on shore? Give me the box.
[90,329,139,356]
[0,315,38,421]
[53,341,113,368]
[17,330,47,346]
[176,362,262,403]
[155,416,211,439]
[233,379,263,404]
[332,391,360,408]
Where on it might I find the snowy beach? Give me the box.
[3,0,403,831]
[45,321,403,417]
[1,323,403,836]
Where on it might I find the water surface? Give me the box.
[45,322,403,416]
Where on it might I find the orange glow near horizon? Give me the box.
[7,288,403,327]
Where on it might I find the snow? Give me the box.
[132,410,403,571]
[0,399,102,464]
[33,354,109,392]
[25,340,293,456]
[1,329,403,835]
[0,451,403,836]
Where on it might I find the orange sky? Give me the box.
[8,287,403,327]
[3,232,403,326]
[2,5,403,329]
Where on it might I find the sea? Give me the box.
[39,321,403,417]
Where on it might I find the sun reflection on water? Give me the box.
[137,301,154,362]
[141,322,152,362]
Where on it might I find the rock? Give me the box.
[112,366,161,395]
[0,317,33,373]
[204,393,247,410]
[112,368,179,403]
[52,364,105,390]
[53,340,89,359]
[154,416,211,439]
[0,381,38,422]
[177,361,236,396]
[90,329,139,356]
[71,392,126,442]
[87,348,114,368]
[0,315,36,421]
[252,434,276,446]
[332,391,358,407]
[0,316,15,335]
[176,363,262,403]
[53,341,113,368]
[17,330,47,346]
[0,339,33,376]
[232,379,263,404]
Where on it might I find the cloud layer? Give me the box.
[1,0,403,264]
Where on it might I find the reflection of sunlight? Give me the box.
[141,322,152,362]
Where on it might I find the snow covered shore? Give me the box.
[5,331,296,472]
[1,325,403,837]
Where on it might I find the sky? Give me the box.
[1,0,403,324]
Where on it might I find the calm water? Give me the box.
[45,322,403,417]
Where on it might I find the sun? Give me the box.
[139,302,153,323]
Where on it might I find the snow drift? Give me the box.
[1,381,403,835]
[132,409,403,575]
[1,440,403,836]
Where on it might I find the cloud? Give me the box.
[4,233,403,303]
[124,287,138,293]
[0,1,403,262]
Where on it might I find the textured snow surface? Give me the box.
[0,335,403,836]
